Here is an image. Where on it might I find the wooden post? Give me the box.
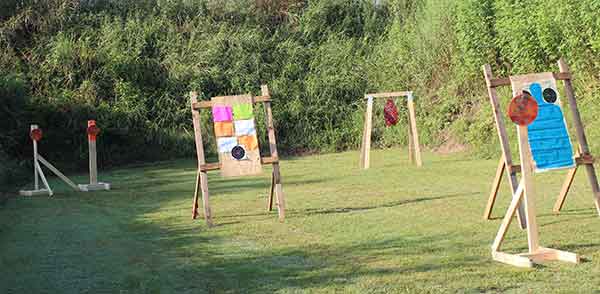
[190,92,213,226]
[78,120,110,192]
[33,125,39,191]
[557,58,600,215]
[407,92,422,167]
[89,135,98,185]
[35,160,52,196]
[408,115,414,164]
[483,64,527,229]
[360,96,374,169]
[517,126,540,253]
[262,85,285,222]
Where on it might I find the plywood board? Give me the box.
[510,73,575,173]
[212,94,263,177]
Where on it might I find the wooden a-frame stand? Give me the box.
[492,122,580,267]
[190,85,285,227]
[482,59,600,227]
[360,91,422,169]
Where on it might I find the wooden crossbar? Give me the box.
[200,156,279,171]
[364,91,412,99]
[192,95,271,110]
[488,72,572,88]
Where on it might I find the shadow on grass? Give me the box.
[164,234,489,293]
[296,192,477,217]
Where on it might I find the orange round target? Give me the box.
[87,120,100,141]
[507,92,538,126]
[30,128,43,141]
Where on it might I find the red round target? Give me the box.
[87,120,100,141]
[384,99,399,127]
[508,92,538,126]
[30,128,43,141]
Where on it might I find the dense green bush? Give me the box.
[2,0,600,191]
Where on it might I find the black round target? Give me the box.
[542,88,557,103]
[231,145,246,160]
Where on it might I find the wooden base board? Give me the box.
[78,183,111,192]
[19,189,52,196]
[493,247,579,268]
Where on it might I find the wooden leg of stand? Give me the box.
[492,179,525,252]
[198,170,212,227]
[268,171,275,211]
[360,97,373,169]
[272,163,285,221]
[192,171,201,219]
[582,163,600,216]
[484,157,505,219]
[554,166,578,213]
[408,121,415,164]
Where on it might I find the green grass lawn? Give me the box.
[2,148,600,293]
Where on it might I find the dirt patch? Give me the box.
[433,132,468,154]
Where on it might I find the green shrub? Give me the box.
[3,0,600,191]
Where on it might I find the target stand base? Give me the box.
[78,183,111,192]
[493,248,579,268]
[19,189,52,197]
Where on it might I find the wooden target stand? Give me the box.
[360,91,422,169]
[19,122,110,196]
[491,89,579,268]
[79,120,111,191]
[189,85,285,227]
[483,59,600,227]
[19,125,70,196]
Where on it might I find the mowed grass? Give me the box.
[2,148,600,293]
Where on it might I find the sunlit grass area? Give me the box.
[2,148,600,293]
